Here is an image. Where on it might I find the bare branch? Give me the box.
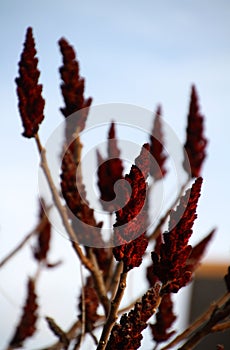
[97,263,128,350]
[161,292,230,350]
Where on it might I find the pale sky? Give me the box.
[0,1,230,348]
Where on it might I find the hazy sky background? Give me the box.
[0,1,230,349]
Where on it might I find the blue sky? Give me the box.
[0,0,230,348]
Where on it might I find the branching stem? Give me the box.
[86,248,110,315]
[97,263,127,350]
[161,292,230,350]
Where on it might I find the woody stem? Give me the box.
[97,262,128,350]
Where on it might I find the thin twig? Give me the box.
[45,317,69,349]
[103,214,115,291]
[105,250,115,292]
[39,320,81,350]
[0,214,48,268]
[161,292,230,350]
[86,248,110,315]
[211,320,230,333]
[97,263,128,350]
[77,264,86,349]
[109,261,124,299]
[89,331,99,345]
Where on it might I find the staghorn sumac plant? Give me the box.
[1,27,230,350]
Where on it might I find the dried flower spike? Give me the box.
[152,177,203,293]
[147,233,162,287]
[186,229,215,273]
[15,27,45,138]
[97,122,124,212]
[150,293,176,343]
[106,284,161,350]
[150,105,168,180]
[59,38,92,142]
[33,199,51,262]
[9,278,38,347]
[112,144,150,271]
[61,145,104,246]
[183,85,207,177]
